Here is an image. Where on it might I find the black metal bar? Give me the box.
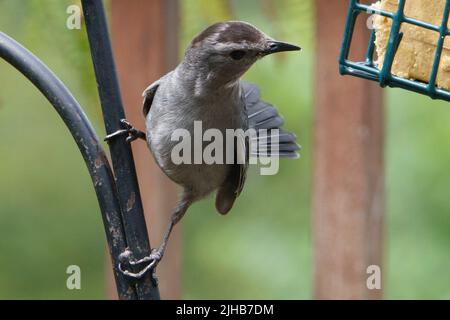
[81,0,160,299]
[0,31,136,299]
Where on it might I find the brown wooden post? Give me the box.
[314,0,384,299]
[107,0,181,299]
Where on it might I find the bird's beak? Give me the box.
[264,40,301,55]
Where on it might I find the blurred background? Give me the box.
[0,0,448,299]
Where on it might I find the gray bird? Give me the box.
[107,21,301,277]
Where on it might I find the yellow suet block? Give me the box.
[373,0,450,90]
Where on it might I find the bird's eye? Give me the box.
[230,50,246,60]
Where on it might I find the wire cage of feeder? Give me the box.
[339,0,450,102]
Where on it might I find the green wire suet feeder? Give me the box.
[339,0,450,102]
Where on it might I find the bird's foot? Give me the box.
[104,119,146,143]
[118,248,163,279]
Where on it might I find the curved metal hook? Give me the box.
[0,31,136,300]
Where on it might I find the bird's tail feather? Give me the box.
[242,81,300,159]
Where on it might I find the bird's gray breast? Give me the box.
[146,76,247,200]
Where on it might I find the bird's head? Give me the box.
[183,21,301,87]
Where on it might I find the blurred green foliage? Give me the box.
[0,0,448,299]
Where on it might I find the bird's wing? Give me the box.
[142,72,173,116]
[242,81,300,159]
[214,84,250,215]
[215,135,248,215]
[215,81,300,215]
[142,80,160,117]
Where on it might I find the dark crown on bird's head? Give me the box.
[183,21,300,88]
[189,21,301,56]
[191,21,266,47]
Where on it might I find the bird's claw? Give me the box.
[118,249,163,279]
[104,119,146,143]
